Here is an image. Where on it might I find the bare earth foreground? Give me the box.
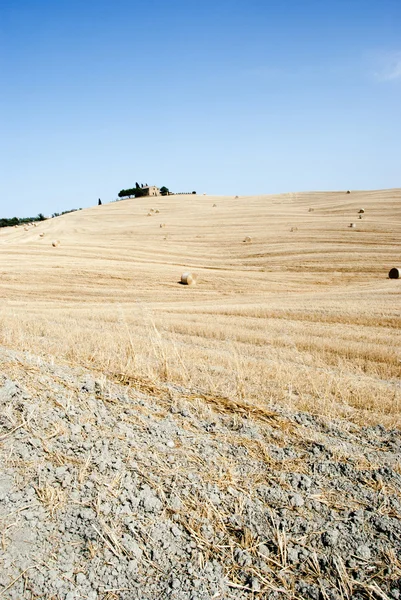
[0,190,400,599]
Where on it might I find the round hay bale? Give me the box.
[235,195,239,199]
[39,233,45,238]
[349,223,356,228]
[147,212,152,217]
[243,236,252,243]
[160,223,166,228]
[389,268,400,279]
[181,272,198,286]
[308,208,314,212]
[52,240,60,247]
[24,226,29,231]
[150,208,155,212]
[155,209,160,214]
[358,214,363,219]
[213,204,217,207]
[359,208,365,214]
[34,223,38,227]
[346,190,351,194]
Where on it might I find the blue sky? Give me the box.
[0,0,400,218]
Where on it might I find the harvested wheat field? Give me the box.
[0,189,400,599]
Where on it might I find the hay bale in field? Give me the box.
[181,272,198,286]
[359,208,365,214]
[39,233,45,238]
[346,190,351,194]
[155,209,160,213]
[213,203,217,207]
[150,208,155,212]
[147,212,152,216]
[308,208,314,212]
[349,223,356,228]
[235,195,239,199]
[389,267,400,279]
[358,214,363,219]
[52,240,60,247]
[160,223,166,228]
[34,223,38,227]
[243,236,252,243]
[24,226,29,231]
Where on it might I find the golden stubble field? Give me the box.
[0,189,400,427]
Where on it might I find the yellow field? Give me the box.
[1,189,400,427]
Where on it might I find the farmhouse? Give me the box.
[142,185,160,196]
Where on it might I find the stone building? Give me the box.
[142,185,160,196]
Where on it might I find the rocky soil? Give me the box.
[0,346,400,599]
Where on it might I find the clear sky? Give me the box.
[0,0,400,218]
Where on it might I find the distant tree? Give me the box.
[160,186,169,196]
[0,217,19,228]
[37,213,46,220]
[135,182,139,189]
[118,186,146,199]
[98,199,102,205]
[192,191,196,194]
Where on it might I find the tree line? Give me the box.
[0,208,81,229]
[0,213,46,229]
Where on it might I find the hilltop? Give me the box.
[0,189,400,598]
